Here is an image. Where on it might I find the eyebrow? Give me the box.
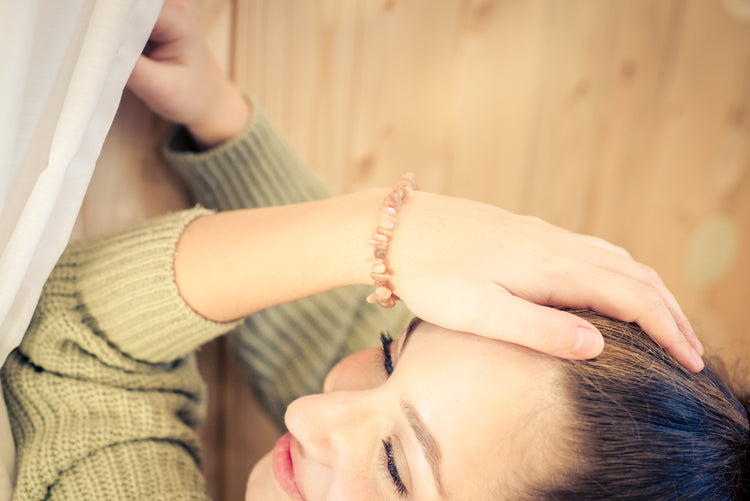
[400,397,447,498]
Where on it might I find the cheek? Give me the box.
[322,347,386,393]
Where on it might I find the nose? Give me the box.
[285,388,376,467]
[322,347,384,394]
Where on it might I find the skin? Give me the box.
[245,320,564,500]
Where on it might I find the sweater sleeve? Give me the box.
[161,100,331,210]
[2,208,239,500]
[161,101,413,426]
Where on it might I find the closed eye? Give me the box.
[382,438,408,497]
[380,332,394,376]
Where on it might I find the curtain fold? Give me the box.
[0,1,163,497]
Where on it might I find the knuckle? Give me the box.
[614,245,632,258]
[640,265,662,287]
[522,214,545,227]
[640,285,663,310]
[590,236,609,247]
[640,264,657,280]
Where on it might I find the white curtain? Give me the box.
[0,0,162,497]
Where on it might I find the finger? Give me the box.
[566,242,701,355]
[149,0,193,44]
[538,263,704,372]
[464,288,605,360]
[579,234,632,258]
[126,55,150,91]
[646,277,702,354]
[126,55,165,103]
[126,56,186,120]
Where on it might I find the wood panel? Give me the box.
[74,1,750,499]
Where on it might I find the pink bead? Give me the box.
[380,211,396,223]
[380,219,395,230]
[376,227,394,237]
[368,239,388,248]
[375,286,392,301]
[372,263,386,274]
[370,272,391,281]
[388,192,403,211]
[380,211,397,222]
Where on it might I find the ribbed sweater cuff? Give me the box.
[59,208,240,363]
[161,98,331,211]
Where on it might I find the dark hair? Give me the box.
[531,310,749,501]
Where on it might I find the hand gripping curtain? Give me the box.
[0,1,163,498]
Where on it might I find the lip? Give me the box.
[272,432,306,500]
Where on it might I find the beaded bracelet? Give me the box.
[365,173,418,308]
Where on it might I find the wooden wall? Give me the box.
[73,1,750,499]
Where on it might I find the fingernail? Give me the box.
[691,348,704,372]
[573,326,604,358]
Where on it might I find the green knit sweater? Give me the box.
[1,105,411,500]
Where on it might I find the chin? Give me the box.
[245,450,288,500]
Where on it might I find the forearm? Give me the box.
[174,190,384,322]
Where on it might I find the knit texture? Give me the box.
[2,209,234,500]
[163,103,412,426]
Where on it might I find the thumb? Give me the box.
[126,55,161,100]
[126,55,186,122]
[467,292,605,359]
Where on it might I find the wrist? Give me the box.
[342,188,394,287]
[363,174,418,308]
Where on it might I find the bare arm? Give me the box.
[174,191,378,322]
[174,188,703,371]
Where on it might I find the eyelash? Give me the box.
[380,332,394,376]
[378,333,406,496]
[382,438,408,498]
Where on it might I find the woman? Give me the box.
[269,310,746,500]
[4,2,738,500]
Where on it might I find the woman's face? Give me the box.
[246,319,564,500]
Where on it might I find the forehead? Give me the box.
[393,322,564,499]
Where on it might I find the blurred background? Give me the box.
[70,0,750,499]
